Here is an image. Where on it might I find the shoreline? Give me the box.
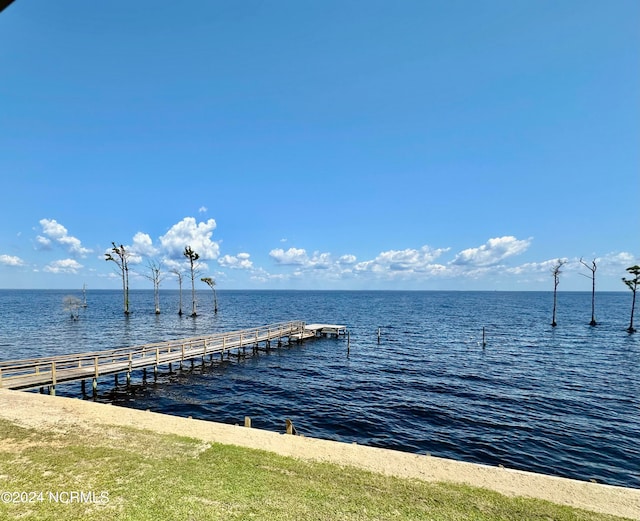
[0,389,638,520]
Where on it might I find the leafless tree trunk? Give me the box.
[171,268,184,316]
[105,242,131,315]
[184,246,200,317]
[551,259,566,327]
[143,259,164,314]
[63,295,82,320]
[579,257,597,326]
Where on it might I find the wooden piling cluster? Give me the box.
[0,321,312,395]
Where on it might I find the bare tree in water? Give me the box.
[143,259,164,314]
[63,295,82,320]
[579,257,598,326]
[201,277,218,314]
[551,259,566,327]
[622,265,640,333]
[105,242,131,315]
[171,268,185,316]
[183,246,200,317]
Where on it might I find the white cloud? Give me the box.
[270,247,308,265]
[249,267,289,283]
[269,248,335,270]
[338,254,357,265]
[36,236,52,249]
[131,232,158,257]
[0,254,25,267]
[263,244,450,282]
[452,236,531,266]
[43,258,83,274]
[354,246,449,275]
[159,217,220,260]
[37,218,92,256]
[597,251,639,275]
[218,253,253,270]
[199,206,207,213]
[505,258,560,275]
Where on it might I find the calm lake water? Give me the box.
[0,289,638,488]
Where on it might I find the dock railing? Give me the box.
[0,321,305,392]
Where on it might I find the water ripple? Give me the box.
[1,289,638,488]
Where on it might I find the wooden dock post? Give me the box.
[285,419,297,435]
[347,330,351,355]
[244,416,251,428]
[377,327,381,344]
[81,379,86,395]
[50,361,57,395]
[482,327,486,347]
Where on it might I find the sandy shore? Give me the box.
[0,389,638,519]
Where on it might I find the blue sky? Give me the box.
[0,1,638,291]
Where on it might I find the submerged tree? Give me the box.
[201,277,218,314]
[551,259,566,327]
[183,246,200,317]
[143,259,164,314]
[105,242,131,315]
[63,295,82,320]
[622,265,640,333]
[579,257,598,326]
[171,268,185,316]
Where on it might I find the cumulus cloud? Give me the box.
[505,258,560,275]
[159,217,220,260]
[37,219,92,256]
[218,253,253,270]
[0,254,25,267]
[263,244,451,282]
[269,247,308,265]
[131,232,157,257]
[199,206,207,213]
[354,246,449,274]
[338,254,357,265]
[249,267,289,283]
[43,258,83,274]
[269,248,333,269]
[452,236,531,266]
[597,251,638,274]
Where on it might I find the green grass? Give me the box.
[0,419,632,520]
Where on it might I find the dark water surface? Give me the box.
[1,289,638,488]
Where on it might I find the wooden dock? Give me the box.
[0,321,345,395]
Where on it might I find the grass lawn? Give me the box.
[0,419,633,521]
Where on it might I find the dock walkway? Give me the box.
[0,321,344,394]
